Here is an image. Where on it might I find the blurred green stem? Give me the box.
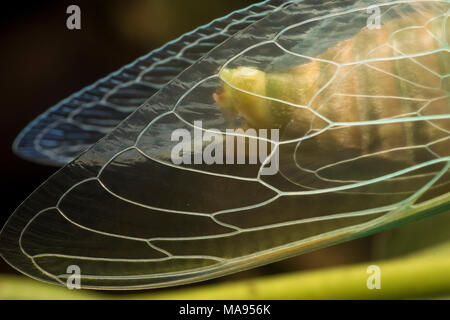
[1,243,449,299]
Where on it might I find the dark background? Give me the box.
[0,0,374,292]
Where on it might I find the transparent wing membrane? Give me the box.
[12,0,290,166]
[1,0,449,289]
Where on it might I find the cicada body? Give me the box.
[215,4,449,191]
[1,0,449,290]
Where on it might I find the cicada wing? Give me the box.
[1,0,449,290]
[12,0,290,166]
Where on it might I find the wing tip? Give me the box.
[11,133,64,167]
